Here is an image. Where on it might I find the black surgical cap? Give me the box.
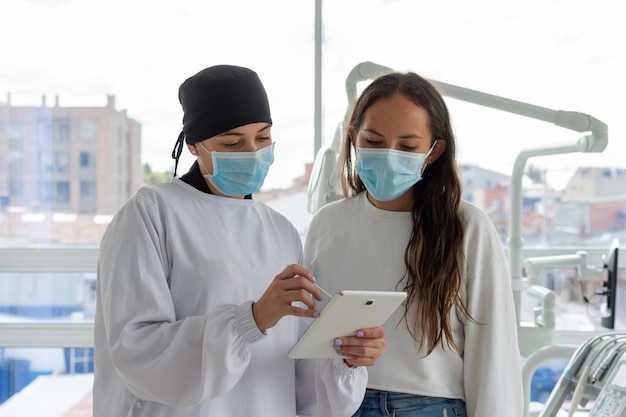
[171,65,272,176]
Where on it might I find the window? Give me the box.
[5,122,23,139]
[38,151,53,174]
[7,154,22,175]
[54,151,70,173]
[80,181,96,198]
[79,121,97,139]
[54,181,70,203]
[37,181,51,204]
[7,136,21,152]
[8,181,22,198]
[37,121,52,147]
[53,121,70,144]
[38,119,69,146]
[79,152,96,168]
[65,348,94,374]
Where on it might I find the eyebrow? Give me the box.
[364,127,423,140]
[219,123,272,137]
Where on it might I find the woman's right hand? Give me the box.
[251,264,322,332]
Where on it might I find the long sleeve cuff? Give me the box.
[334,357,361,376]
[234,300,266,344]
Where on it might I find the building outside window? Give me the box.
[78,121,97,140]
[53,151,70,173]
[54,181,70,204]
[79,152,95,169]
[37,181,51,205]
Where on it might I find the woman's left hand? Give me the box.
[334,326,386,367]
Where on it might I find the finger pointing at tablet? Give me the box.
[252,264,322,332]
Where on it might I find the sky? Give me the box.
[1,0,624,191]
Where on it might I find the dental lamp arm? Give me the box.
[344,61,608,144]
[430,80,608,137]
[524,252,591,287]
[345,62,394,103]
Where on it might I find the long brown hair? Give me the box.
[339,71,474,355]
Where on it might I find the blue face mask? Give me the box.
[201,142,275,196]
[356,147,428,201]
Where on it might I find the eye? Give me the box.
[401,145,418,152]
[223,142,241,149]
[256,135,271,142]
[364,138,383,146]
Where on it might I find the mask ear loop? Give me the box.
[196,143,213,177]
[171,131,185,177]
[420,139,439,175]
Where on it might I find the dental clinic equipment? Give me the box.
[588,347,626,416]
[539,333,626,417]
[520,251,603,353]
[519,239,619,361]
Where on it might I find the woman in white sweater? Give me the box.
[93,64,386,417]
[304,71,523,416]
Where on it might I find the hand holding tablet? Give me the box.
[288,289,407,359]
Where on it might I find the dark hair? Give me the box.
[339,71,474,355]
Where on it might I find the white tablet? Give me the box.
[288,289,407,359]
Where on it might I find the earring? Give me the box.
[191,150,197,155]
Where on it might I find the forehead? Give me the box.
[362,94,431,134]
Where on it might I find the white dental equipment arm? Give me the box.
[523,252,604,330]
[524,251,604,287]
[345,62,394,103]
[509,134,607,323]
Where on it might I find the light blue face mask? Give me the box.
[356,146,428,201]
[201,142,275,196]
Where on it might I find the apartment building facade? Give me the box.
[0,94,142,216]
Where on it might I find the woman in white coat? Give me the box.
[93,64,386,417]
